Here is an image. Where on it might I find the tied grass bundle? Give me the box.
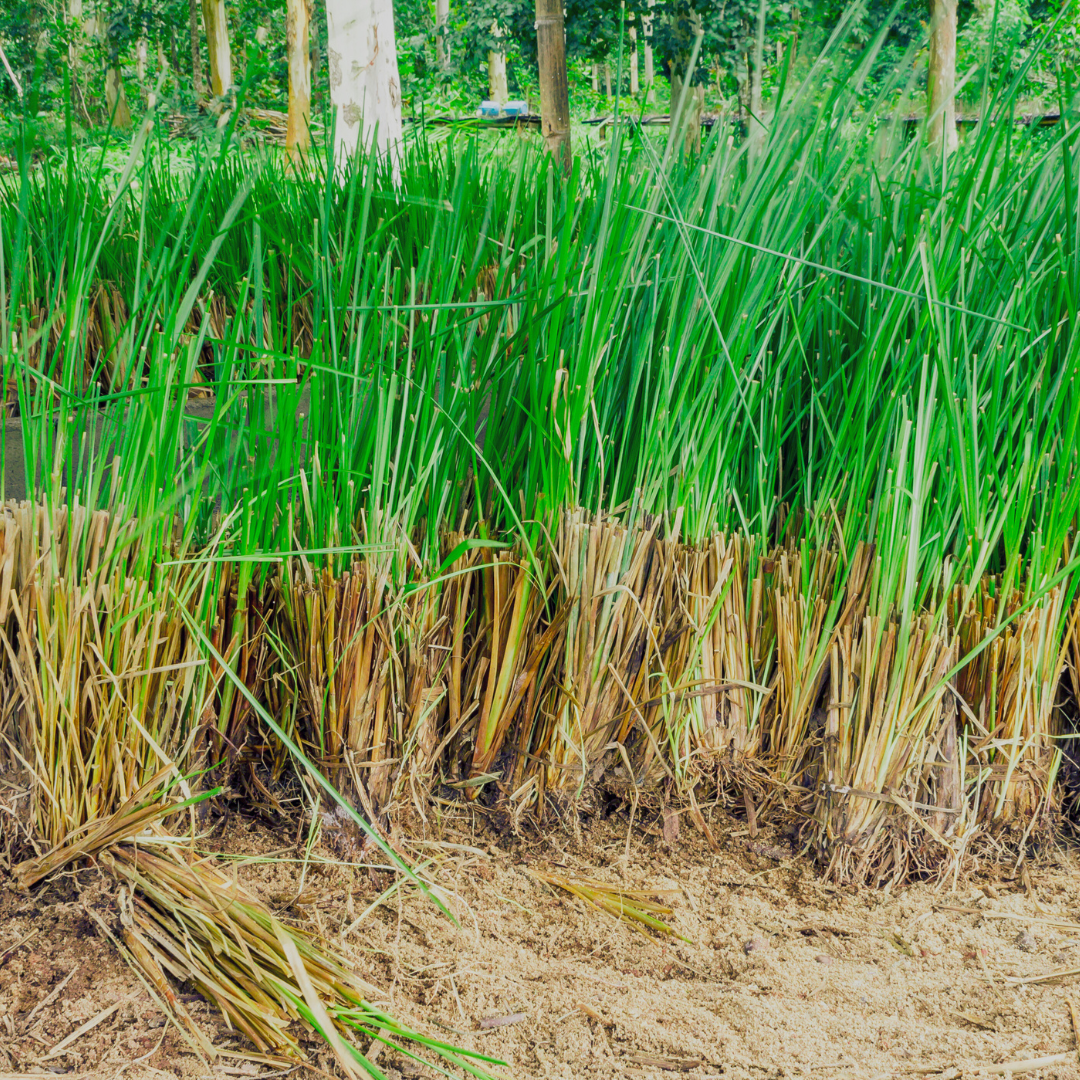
[682,533,771,764]
[816,612,959,885]
[950,578,1071,825]
[103,845,505,1078]
[16,809,505,1078]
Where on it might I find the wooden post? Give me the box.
[286,0,311,159]
[927,0,958,156]
[536,0,571,174]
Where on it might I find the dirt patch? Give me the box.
[4,806,1080,1079]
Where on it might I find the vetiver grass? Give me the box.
[1,17,1079,1059]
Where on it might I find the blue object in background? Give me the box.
[477,100,530,118]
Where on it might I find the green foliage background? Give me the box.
[0,0,1076,148]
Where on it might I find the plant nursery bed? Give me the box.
[4,807,1080,1080]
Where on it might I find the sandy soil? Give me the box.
[4,803,1080,1080]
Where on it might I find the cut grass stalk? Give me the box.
[532,869,690,943]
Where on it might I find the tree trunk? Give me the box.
[747,2,766,166]
[286,0,311,159]
[325,0,403,173]
[98,10,132,129]
[136,35,148,103]
[105,67,132,129]
[670,7,703,153]
[67,0,85,116]
[686,84,704,152]
[629,25,639,96]
[927,0,958,156]
[435,0,449,70]
[536,0,571,174]
[151,39,166,106]
[591,62,598,93]
[736,46,749,121]
[643,0,655,103]
[201,0,232,96]
[603,62,612,97]
[188,0,203,94]
[488,51,508,103]
[0,37,23,99]
[168,30,177,77]
[311,36,322,96]
[68,0,83,67]
[488,22,507,104]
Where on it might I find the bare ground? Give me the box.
[4,802,1080,1080]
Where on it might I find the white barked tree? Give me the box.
[286,0,311,160]
[325,0,404,175]
[927,0,958,157]
[435,0,450,70]
[488,21,508,105]
[201,0,233,96]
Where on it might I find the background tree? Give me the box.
[435,0,449,69]
[536,0,570,170]
[104,9,133,127]
[928,0,959,155]
[186,0,203,93]
[285,0,309,157]
[324,0,403,168]
[201,0,232,95]
[488,20,508,103]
